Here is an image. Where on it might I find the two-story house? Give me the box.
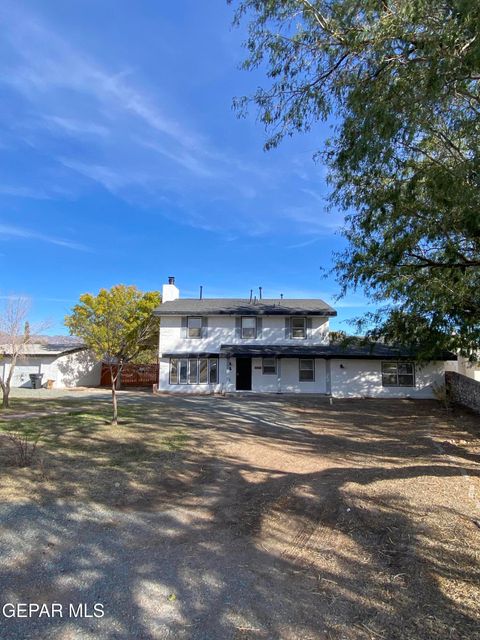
[154,277,457,398]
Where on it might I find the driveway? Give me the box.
[0,395,479,639]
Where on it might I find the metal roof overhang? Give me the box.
[160,352,220,359]
[160,345,456,361]
[218,344,457,360]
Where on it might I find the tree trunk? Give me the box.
[109,365,118,425]
[111,381,118,425]
[2,356,17,411]
[2,385,9,409]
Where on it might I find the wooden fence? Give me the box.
[100,363,159,387]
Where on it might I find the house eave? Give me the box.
[218,344,457,361]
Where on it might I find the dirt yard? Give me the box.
[0,392,479,639]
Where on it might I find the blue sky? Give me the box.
[0,0,370,333]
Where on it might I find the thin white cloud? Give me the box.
[57,159,141,192]
[43,116,109,137]
[138,138,218,179]
[286,236,323,249]
[281,206,344,234]
[0,5,204,151]
[0,223,90,252]
[0,2,335,239]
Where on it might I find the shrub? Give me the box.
[3,432,40,467]
[432,382,450,411]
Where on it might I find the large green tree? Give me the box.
[232,0,480,359]
[65,286,160,424]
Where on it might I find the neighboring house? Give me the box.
[155,277,457,398]
[457,355,480,382]
[0,341,101,389]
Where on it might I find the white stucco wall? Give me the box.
[0,358,42,388]
[0,350,101,388]
[250,357,327,393]
[159,315,330,355]
[158,357,225,394]
[159,355,455,397]
[157,315,457,397]
[457,356,480,382]
[159,356,328,394]
[46,350,101,388]
[330,359,455,398]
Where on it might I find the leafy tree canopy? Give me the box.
[232,0,480,359]
[65,285,160,363]
[65,285,160,423]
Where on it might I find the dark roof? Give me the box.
[218,344,457,360]
[155,298,336,316]
[160,352,219,359]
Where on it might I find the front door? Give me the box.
[236,357,252,391]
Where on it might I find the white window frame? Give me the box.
[208,359,218,384]
[381,361,415,387]
[299,358,315,382]
[170,357,219,385]
[179,358,188,384]
[241,316,257,339]
[291,317,307,339]
[199,358,208,384]
[187,316,202,339]
[262,357,277,375]
[169,358,178,384]
[188,359,198,384]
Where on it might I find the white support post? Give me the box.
[325,359,332,395]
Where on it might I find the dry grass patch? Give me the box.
[0,401,205,510]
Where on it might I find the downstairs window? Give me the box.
[299,359,315,382]
[262,357,277,375]
[170,357,219,385]
[381,362,415,387]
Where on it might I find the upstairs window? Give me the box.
[299,358,315,382]
[262,357,277,375]
[187,316,202,339]
[382,362,415,387]
[291,317,306,339]
[241,317,257,339]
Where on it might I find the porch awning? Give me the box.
[219,344,457,360]
[160,352,219,358]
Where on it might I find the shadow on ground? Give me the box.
[0,395,479,639]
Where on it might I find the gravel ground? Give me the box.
[0,394,479,639]
[1,501,317,640]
